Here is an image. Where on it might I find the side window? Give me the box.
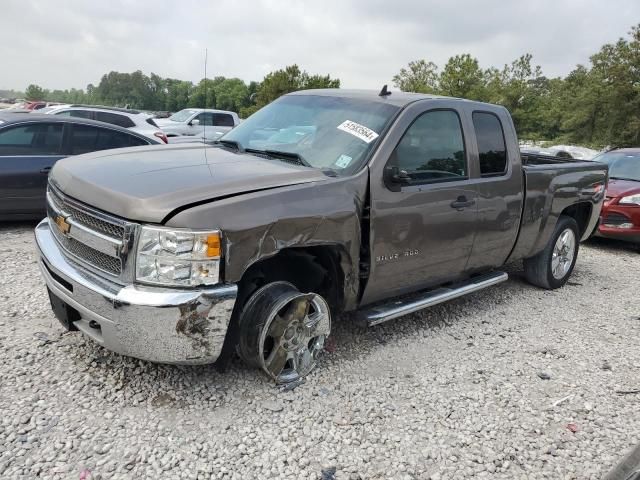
[95,128,148,149]
[64,110,94,120]
[195,113,214,126]
[71,125,148,155]
[472,112,508,176]
[69,124,100,155]
[212,113,235,127]
[0,123,64,155]
[390,110,466,183]
[95,111,135,128]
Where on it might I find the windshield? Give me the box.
[168,109,199,122]
[595,152,640,182]
[221,94,399,174]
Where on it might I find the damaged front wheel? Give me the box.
[238,281,331,384]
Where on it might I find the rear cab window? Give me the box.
[212,113,235,127]
[472,112,508,176]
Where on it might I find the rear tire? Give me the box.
[524,215,580,289]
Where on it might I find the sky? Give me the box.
[1,0,639,92]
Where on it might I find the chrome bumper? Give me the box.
[35,219,238,365]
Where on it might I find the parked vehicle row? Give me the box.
[34,88,607,386]
[155,108,240,141]
[44,105,169,144]
[0,113,160,220]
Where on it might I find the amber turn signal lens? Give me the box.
[207,234,221,257]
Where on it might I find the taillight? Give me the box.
[154,132,168,144]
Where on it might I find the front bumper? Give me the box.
[35,219,238,364]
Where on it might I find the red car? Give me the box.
[594,148,640,243]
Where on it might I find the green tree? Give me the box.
[438,54,486,100]
[25,84,47,101]
[392,60,439,93]
[241,65,340,117]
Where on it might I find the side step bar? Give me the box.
[362,271,508,326]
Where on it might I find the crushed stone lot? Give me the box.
[0,222,639,480]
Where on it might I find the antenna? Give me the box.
[378,84,391,97]
[203,48,208,143]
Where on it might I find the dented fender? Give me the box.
[165,169,370,311]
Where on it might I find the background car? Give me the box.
[46,105,168,143]
[154,108,240,141]
[593,148,640,242]
[0,113,160,220]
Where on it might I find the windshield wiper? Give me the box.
[609,176,638,182]
[214,139,242,151]
[245,148,311,167]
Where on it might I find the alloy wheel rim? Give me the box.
[258,292,331,383]
[551,228,576,280]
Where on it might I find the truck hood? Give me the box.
[50,144,327,223]
[606,178,640,198]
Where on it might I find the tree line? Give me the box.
[22,64,339,119]
[17,24,640,147]
[392,24,640,148]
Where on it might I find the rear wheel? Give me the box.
[238,281,331,384]
[524,215,580,289]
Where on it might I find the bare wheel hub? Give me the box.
[258,291,331,384]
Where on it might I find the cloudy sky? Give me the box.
[1,0,639,91]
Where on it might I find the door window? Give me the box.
[472,112,507,176]
[0,123,64,155]
[390,110,467,184]
[70,125,148,155]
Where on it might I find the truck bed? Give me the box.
[508,152,608,262]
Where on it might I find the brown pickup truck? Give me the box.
[36,89,607,384]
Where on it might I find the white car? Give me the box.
[154,108,240,140]
[45,105,168,144]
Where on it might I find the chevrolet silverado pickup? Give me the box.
[36,89,607,384]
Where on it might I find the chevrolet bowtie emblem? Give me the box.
[54,215,70,235]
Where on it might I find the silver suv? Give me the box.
[46,105,168,144]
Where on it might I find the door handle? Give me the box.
[40,166,52,174]
[450,196,475,210]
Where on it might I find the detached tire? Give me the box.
[238,281,331,384]
[524,215,580,289]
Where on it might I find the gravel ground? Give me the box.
[0,221,639,480]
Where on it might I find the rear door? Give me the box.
[463,109,523,271]
[0,122,65,216]
[362,101,479,304]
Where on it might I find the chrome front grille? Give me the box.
[46,183,137,281]
[52,230,122,275]
[48,188,125,239]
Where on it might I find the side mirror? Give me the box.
[384,166,411,192]
[190,119,200,126]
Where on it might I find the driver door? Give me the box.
[362,106,479,304]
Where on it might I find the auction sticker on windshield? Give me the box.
[337,120,379,144]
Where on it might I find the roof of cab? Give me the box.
[285,88,506,112]
[287,88,465,107]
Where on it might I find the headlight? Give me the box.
[135,226,222,287]
[619,194,640,205]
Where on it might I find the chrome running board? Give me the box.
[362,271,508,326]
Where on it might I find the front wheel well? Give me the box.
[560,202,592,238]
[236,247,346,316]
